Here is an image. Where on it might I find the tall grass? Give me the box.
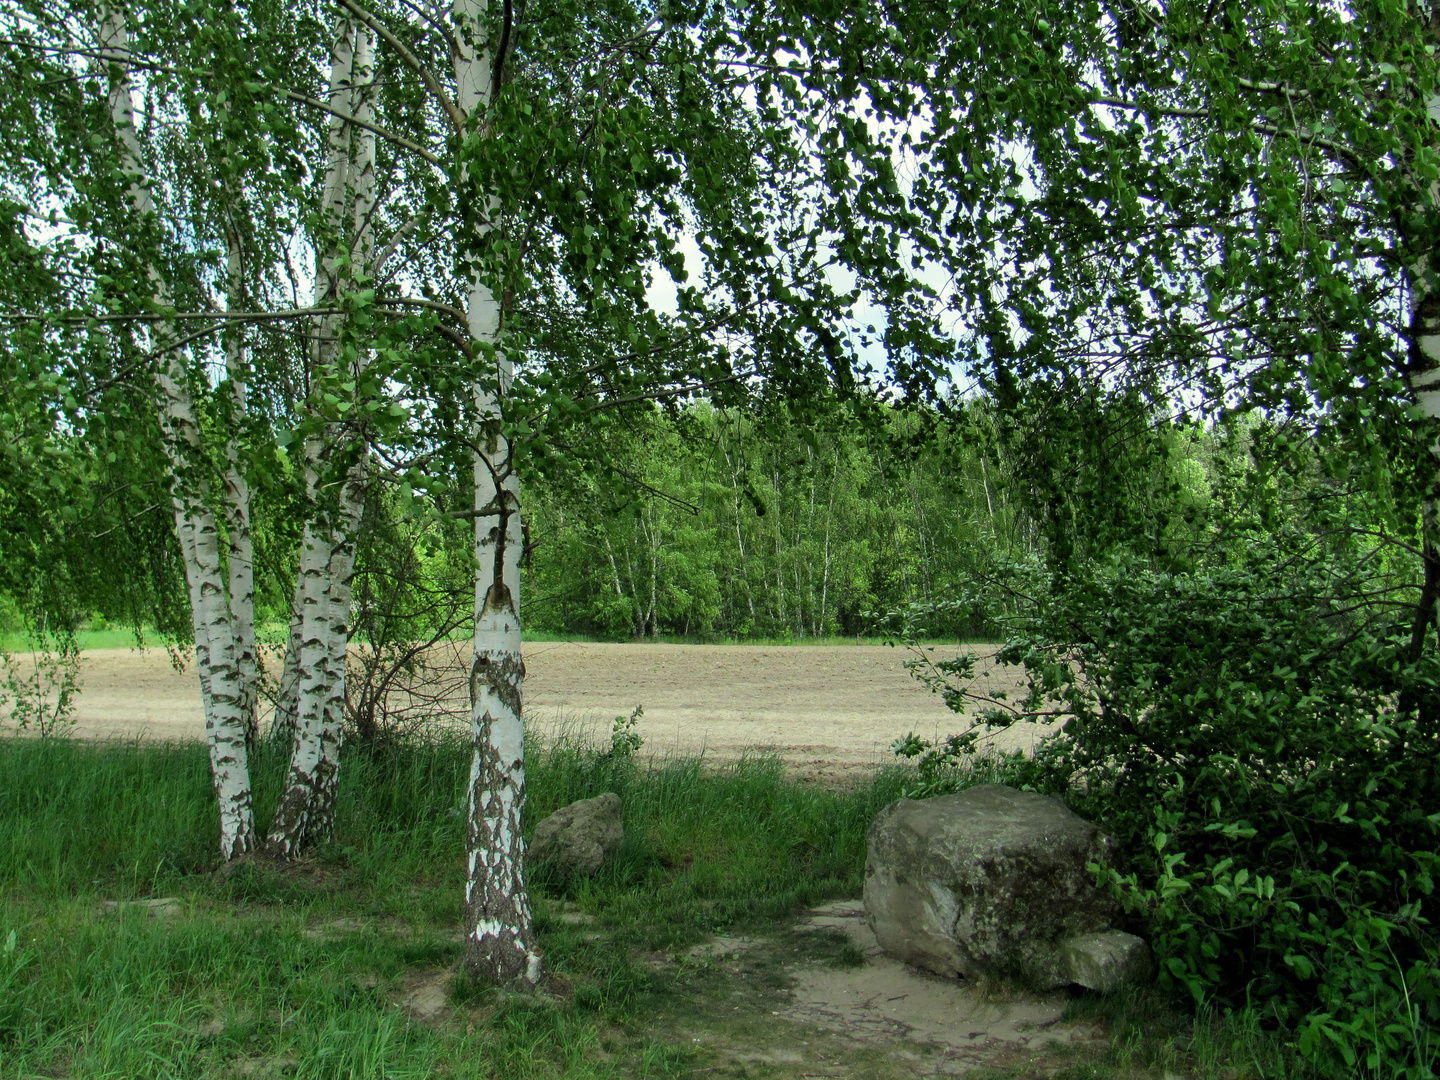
[0,732,922,1076]
[0,735,1309,1079]
[0,734,907,923]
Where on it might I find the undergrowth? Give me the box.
[0,733,1307,1078]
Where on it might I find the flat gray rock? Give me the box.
[864,785,1126,989]
[1061,930,1151,992]
[96,897,183,919]
[527,792,623,877]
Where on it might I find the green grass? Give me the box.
[0,735,905,920]
[0,734,911,1078]
[0,734,1311,1079]
[0,626,160,652]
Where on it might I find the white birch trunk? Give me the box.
[266,20,374,857]
[267,506,337,855]
[603,529,626,607]
[221,217,258,748]
[721,439,757,624]
[265,12,357,759]
[819,467,836,637]
[455,0,542,989]
[1406,86,1440,657]
[979,453,997,535]
[642,504,659,638]
[272,572,305,745]
[100,7,253,859]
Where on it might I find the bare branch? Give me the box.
[374,215,420,278]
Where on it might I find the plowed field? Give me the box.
[48,641,1047,779]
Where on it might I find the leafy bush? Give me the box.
[0,630,80,737]
[896,532,1440,1077]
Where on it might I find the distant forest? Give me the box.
[0,396,1369,652]
[513,398,1282,643]
[522,404,1013,641]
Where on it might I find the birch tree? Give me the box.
[263,14,379,859]
[0,0,379,855]
[9,0,994,965]
[312,0,916,983]
[442,0,541,988]
[97,5,256,858]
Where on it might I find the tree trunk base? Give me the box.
[463,931,543,991]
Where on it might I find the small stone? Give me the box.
[405,981,450,1020]
[97,897,183,919]
[527,793,623,877]
[1061,930,1151,992]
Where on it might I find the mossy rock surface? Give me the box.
[863,784,1123,988]
[528,792,624,877]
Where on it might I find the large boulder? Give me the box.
[864,784,1132,989]
[527,792,624,877]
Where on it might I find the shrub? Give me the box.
[895,532,1440,1077]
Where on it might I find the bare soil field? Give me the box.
[49,641,1047,778]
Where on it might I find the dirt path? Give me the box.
[45,641,1049,776]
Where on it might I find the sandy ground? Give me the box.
[783,899,1099,1068]
[33,641,1048,777]
[387,899,1098,1072]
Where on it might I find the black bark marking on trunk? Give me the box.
[263,725,343,859]
[471,642,524,724]
[464,650,539,988]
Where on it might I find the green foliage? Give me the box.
[609,705,645,759]
[901,529,1440,1076]
[885,370,1440,1078]
[524,402,1018,640]
[0,627,79,737]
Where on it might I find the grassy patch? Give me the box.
[0,626,162,652]
[0,734,1307,1078]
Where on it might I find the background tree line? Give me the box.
[0,393,1270,650]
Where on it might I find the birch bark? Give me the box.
[602,529,627,613]
[99,6,253,858]
[720,438,757,625]
[819,465,836,637]
[221,212,258,749]
[266,19,374,858]
[454,0,542,989]
[1406,80,1440,656]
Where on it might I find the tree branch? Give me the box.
[1,39,444,166]
[590,372,747,411]
[1091,94,1366,171]
[336,0,464,134]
